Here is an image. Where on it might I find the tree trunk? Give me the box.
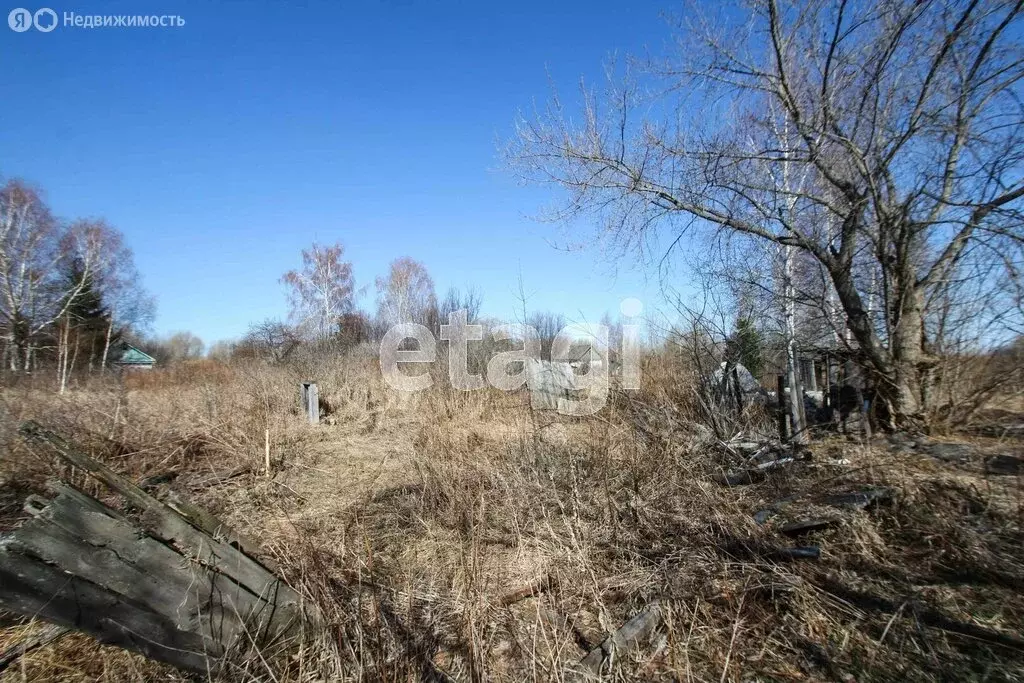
[69,327,81,384]
[10,316,29,374]
[829,261,928,431]
[783,248,807,443]
[100,315,114,373]
[886,286,927,428]
[57,317,69,394]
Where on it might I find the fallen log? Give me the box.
[2,422,309,675]
[496,574,558,607]
[566,603,662,680]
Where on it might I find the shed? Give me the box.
[113,344,156,371]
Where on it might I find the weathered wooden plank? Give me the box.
[0,624,70,674]
[496,574,558,607]
[19,422,300,621]
[566,603,662,680]
[5,423,314,674]
[11,490,254,646]
[161,487,273,568]
[0,544,218,673]
[779,517,841,536]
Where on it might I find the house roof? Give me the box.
[116,344,155,365]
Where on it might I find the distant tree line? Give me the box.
[225,242,487,362]
[217,240,620,375]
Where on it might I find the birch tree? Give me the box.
[0,183,108,372]
[55,259,107,392]
[281,242,355,340]
[92,229,154,372]
[375,257,437,328]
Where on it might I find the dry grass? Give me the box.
[1,353,1023,681]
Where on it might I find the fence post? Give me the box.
[776,374,788,442]
[300,382,319,425]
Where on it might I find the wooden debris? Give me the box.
[756,457,795,470]
[0,623,70,674]
[3,422,308,675]
[922,441,974,463]
[813,575,1024,652]
[714,457,795,486]
[985,454,1023,476]
[755,486,893,524]
[496,575,558,607]
[779,517,841,536]
[20,421,267,567]
[715,468,767,486]
[773,545,821,560]
[566,603,662,680]
[187,463,253,489]
[819,486,893,510]
[718,537,821,562]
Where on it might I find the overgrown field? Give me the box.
[1,354,1022,682]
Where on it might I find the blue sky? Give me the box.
[1,0,678,344]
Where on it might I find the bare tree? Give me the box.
[238,318,301,362]
[336,310,373,348]
[527,310,567,359]
[93,231,155,373]
[206,340,236,363]
[438,286,483,324]
[510,0,1024,428]
[375,257,437,328]
[0,183,115,373]
[54,256,108,392]
[164,331,205,363]
[281,242,355,340]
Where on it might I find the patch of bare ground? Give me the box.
[1,368,1023,681]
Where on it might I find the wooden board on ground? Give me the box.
[0,421,309,676]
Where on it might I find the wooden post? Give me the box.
[823,354,831,411]
[804,357,818,392]
[264,427,271,477]
[730,366,744,413]
[300,382,320,425]
[839,361,848,434]
[859,386,873,442]
[777,374,789,442]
